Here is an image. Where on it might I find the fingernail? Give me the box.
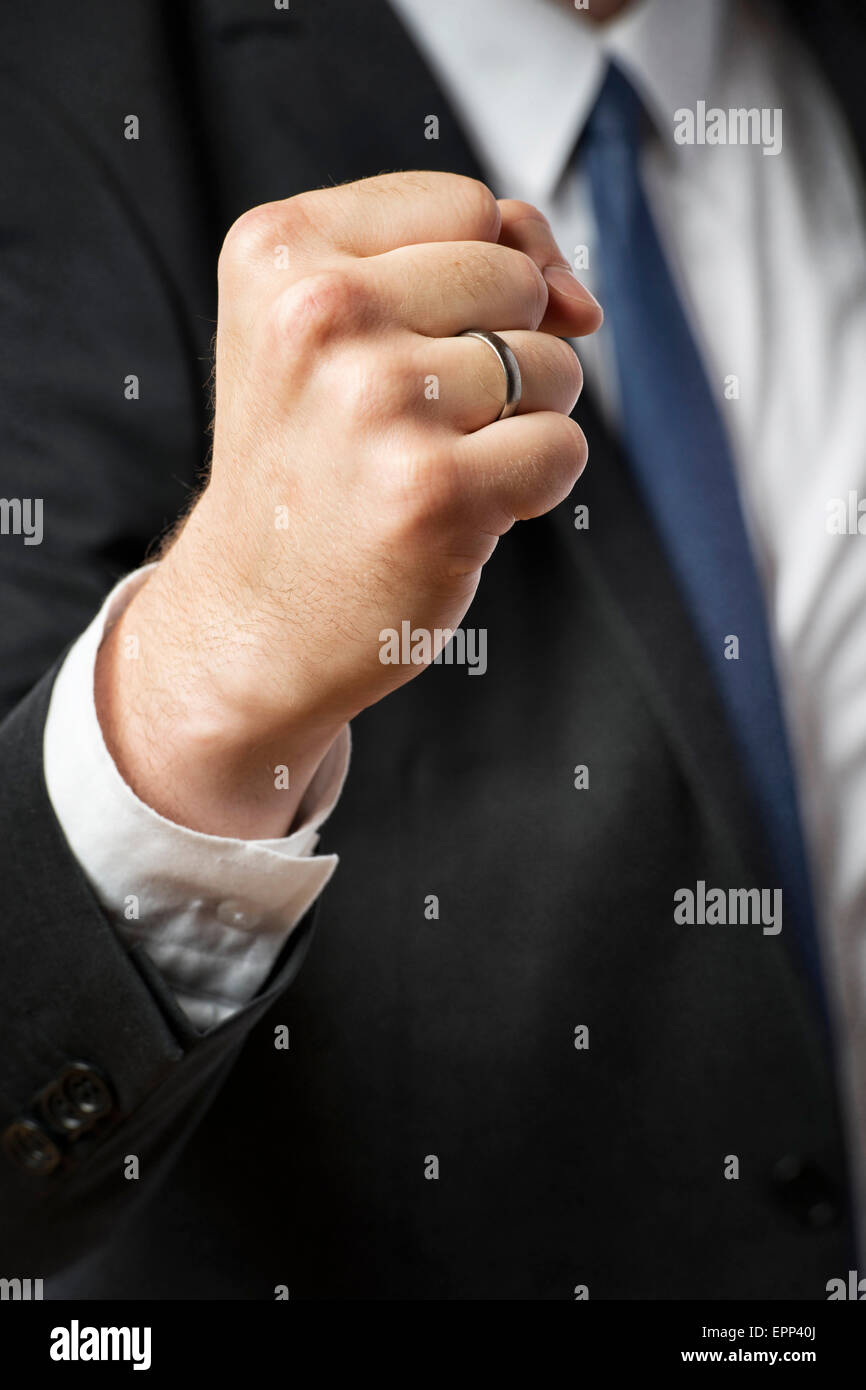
[543,264,601,309]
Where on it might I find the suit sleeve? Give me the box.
[0,20,316,1273]
[0,658,321,1275]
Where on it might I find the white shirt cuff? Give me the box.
[43,564,351,1032]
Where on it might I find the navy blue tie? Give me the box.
[582,63,823,994]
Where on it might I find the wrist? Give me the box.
[94,562,347,839]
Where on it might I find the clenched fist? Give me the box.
[96,172,602,837]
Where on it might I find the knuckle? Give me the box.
[220,202,282,268]
[340,350,406,427]
[269,268,368,347]
[550,337,584,402]
[514,252,549,328]
[279,188,326,242]
[220,196,318,275]
[382,443,456,523]
[381,355,425,416]
[549,413,589,474]
[452,175,501,242]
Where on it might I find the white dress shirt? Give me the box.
[44,567,351,1031]
[43,0,866,1230]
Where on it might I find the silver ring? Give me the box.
[459,329,522,421]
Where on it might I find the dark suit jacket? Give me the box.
[0,0,862,1299]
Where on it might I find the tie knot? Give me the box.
[585,61,645,149]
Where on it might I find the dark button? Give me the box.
[37,1062,114,1141]
[38,1079,88,1135]
[771,1155,843,1228]
[58,1063,113,1122]
[2,1118,62,1175]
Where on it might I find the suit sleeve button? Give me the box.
[60,1063,113,1121]
[38,1080,86,1135]
[2,1118,62,1175]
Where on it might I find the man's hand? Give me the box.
[95,172,602,837]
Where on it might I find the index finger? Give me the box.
[289,170,503,258]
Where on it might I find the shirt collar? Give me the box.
[389,0,727,204]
